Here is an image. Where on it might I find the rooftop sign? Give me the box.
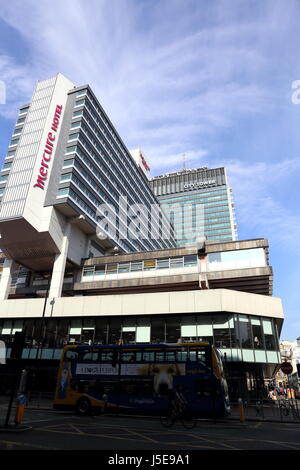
[183,180,216,190]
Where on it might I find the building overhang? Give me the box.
[0,288,284,322]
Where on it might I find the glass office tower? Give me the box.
[150,167,237,246]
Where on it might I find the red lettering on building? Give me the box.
[34,105,63,190]
[139,151,150,172]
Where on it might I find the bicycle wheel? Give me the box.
[181,410,197,429]
[279,404,289,417]
[160,411,175,428]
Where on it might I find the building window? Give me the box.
[63,159,75,168]
[143,259,156,271]
[238,315,252,349]
[118,263,130,273]
[263,319,276,350]
[197,315,213,343]
[82,266,94,277]
[130,261,142,272]
[184,255,198,267]
[170,257,183,269]
[57,188,70,198]
[157,258,169,269]
[94,265,105,275]
[75,99,85,107]
[213,315,231,349]
[250,318,264,350]
[60,173,72,182]
[106,263,118,274]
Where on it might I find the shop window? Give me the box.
[251,318,264,350]
[213,315,230,349]
[165,317,180,343]
[263,319,276,350]
[228,316,240,348]
[238,315,253,349]
[197,315,213,343]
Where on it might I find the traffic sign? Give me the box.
[280,362,293,375]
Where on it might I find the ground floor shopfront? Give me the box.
[0,289,283,400]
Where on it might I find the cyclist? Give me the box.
[170,384,187,416]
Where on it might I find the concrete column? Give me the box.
[0,259,16,300]
[49,223,71,299]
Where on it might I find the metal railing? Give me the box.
[24,391,53,409]
[235,398,300,422]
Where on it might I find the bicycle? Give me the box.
[278,399,289,417]
[160,405,197,429]
[279,399,300,420]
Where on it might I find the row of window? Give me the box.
[173,221,231,231]
[159,188,228,203]
[65,188,136,253]
[160,193,229,206]
[80,96,175,244]
[0,313,279,356]
[65,348,206,364]
[82,254,198,277]
[162,200,230,214]
[66,131,174,249]
[73,96,159,214]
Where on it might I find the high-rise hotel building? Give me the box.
[150,168,237,247]
[0,73,175,300]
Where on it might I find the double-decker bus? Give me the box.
[53,342,230,418]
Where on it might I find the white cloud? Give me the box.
[222,158,300,247]
[0,0,285,159]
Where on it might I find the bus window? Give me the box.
[122,352,136,362]
[189,348,207,364]
[155,351,165,362]
[177,350,188,362]
[197,350,206,365]
[100,351,113,362]
[81,350,99,362]
[143,351,155,362]
[135,352,143,362]
[64,349,78,361]
[189,351,197,361]
[165,351,176,362]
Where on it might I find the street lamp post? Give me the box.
[35,273,52,361]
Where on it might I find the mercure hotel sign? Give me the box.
[34,104,63,190]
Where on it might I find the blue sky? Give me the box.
[0,0,299,341]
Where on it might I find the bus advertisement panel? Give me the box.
[53,342,230,418]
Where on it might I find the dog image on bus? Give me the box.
[137,363,185,394]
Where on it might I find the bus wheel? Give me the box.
[76,397,91,415]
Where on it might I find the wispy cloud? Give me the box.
[0,0,292,162]
[222,157,300,247]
